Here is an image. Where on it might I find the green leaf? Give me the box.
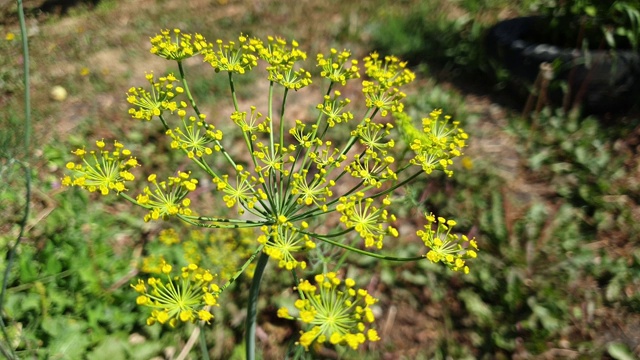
[44,318,90,359]
[128,340,165,359]
[459,289,493,326]
[87,337,128,360]
[607,342,635,360]
[584,6,597,17]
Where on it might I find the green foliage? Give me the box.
[531,0,640,49]
[381,88,640,357]
[368,0,537,80]
[0,180,173,358]
[370,3,487,76]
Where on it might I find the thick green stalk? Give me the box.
[245,251,269,360]
[0,2,30,359]
[198,324,211,360]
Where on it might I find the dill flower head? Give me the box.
[202,34,259,74]
[132,261,220,327]
[361,52,415,116]
[62,139,139,195]
[395,109,468,176]
[150,29,207,61]
[417,213,478,274]
[278,272,380,351]
[127,72,183,121]
[316,48,360,85]
[166,111,222,159]
[336,192,398,249]
[136,171,198,222]
[257,223,315,270]
[253,36,312,89]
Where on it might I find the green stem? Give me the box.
[0,2,30,358]
[219,246,262,293]
[302,230,425,262]
[245,251,269,360]
[177,61,236,169]
[198,325,210,360]
[228,72,240,111]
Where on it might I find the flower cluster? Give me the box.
[253,36,312,89]
[150,29,207,61]
[316,48,360,85]
[166,111,223,159]
[395,109,468,176]
[132,262,220,327]
[361,53,415,116]
[62,140,139,195]
[136,172,198,222]
[144,227,257,282]
[202,34,259,74]
[258,222,314,270]
[278,273,380,351]
[64,29,479,354]
[417,213,478,273]
[336,193,398,249]
[127,72,183,121]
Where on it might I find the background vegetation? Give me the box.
[1,0,639,358]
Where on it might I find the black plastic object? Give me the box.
[486,16,640,114]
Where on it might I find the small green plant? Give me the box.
[531,0,640,49]
[61,29,478,358]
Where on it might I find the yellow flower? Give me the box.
[131,261,220,327]
[336,193,397,249]
[259,224,313,270]
[394,110,468,176]
[62,139,139,195]
[417,213,478,273]
[278,272,380,351]
[316,48,360,85]
[202,34,259,74]
[150,29,207,61]
[137,171,198,222]
[127,72,182,121]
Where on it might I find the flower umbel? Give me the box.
[336,192,398,249]
[65,31,479,358]
[395,109,468,176]
[136,172,198,222]
[132,262,220,327]
[127,72,183,121]
[258,224,314,270]
[418,213,478,273]
[316,48,360,85]
[62,139,139,195]
[166,111,222,159]
[150,29,207,61]
[203,34,259,74]
[278,272,380,351]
